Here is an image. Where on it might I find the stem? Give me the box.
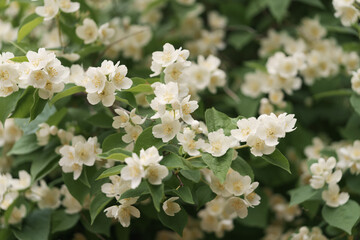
[80,213,106,240]
[94,29,149,64]
[224,86,240,103]
[313,89,352,101]
[8,41,26,54]
[56,15,64,52]
[173,171,184,189]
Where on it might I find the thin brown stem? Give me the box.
[224,85,240,103]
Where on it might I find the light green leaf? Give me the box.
[125,84,153,93]
[90,193,112,224]
[289,185,319,206]
[13,209,51,240]
[98,148,132,161]
[322,200,360,234]
[17,14,44,42]
[7,134,40,155]
[201,148,234,183]
[204,108,237,135]
[9,56,28,62]
[0,90,22,124]
[50,86,85,105]
[96,165,125,180]
[158,207,188,236]
[228,32,254,51]
[261,149,291,173]
[147,181,164,212]
[134,126,164,154]
[266,0,291,22]
[51,210,80,234]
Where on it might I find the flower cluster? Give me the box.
[291,226,327,240]
[337,140,360,174]
[58,136,102,180]
[269,194,301,222]
[112,108,146,150]
[36,0,80,21]
[199,169,260,237]
[104,197,140,227]
[71,59,132,107]
[242,17,359,114]
[231,113,296,157]
[309,157,349,207]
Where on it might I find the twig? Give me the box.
[173,171,184,189]
[94,29,149,65]
[224,85,240,103]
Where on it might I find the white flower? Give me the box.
[112,109,130,129]
[208,69,226,94]
[162,197,181,216]
[231,117,258,142]
[129,109,146,125]
[74,140,96,166]
[101,175,131,200]
[208,172,232,197]
[322,183,349,207]
[177,128,205,156]
[99,23,115,44]
[76,18,99,44]
[204,129,237,157]
[58,0,80,13]
[152,43,179,67]
[256,114,286,146]
[139,146,163,166]
[186,65,211,90]
[122,124,143,143]
[246,134,275,157]
[27,48,56,71]
[175,95,198,124]
[224,197,248,219]
[110,65,132,90]
[224,170,251,196]
[104,199,140,227]
[28,70,49,88]
[100,60,116,75]
[0,64,18,87]
[145,164,169,185]
[152,111,181,142]
[153,82,179,105]
[61,185,82,214]
[244,182,261,207]
[164,62,187,83]
[121,155,145,189]
[87,81,116,107]
[333,0,360,26]
[8,204,26,225]
[11,171,31,191]
[27,180,61,209]
[85,67,106,93]
[35,0,59,21]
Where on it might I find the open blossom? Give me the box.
[110,65,132,90]
[152,111,181,142]
[76,18,99,44]
[177,128,205,156]
[224,170,251,196]
[152,43,179,67]
[104,198,140,227]
[162,197,181,216]
[122,124,143,143]
[231,118,258,142]
[322,183,349,207]
[333,0,360,26]
[121,154,145,189]
[35,0,59,21]
[26,180,61,209]
[204,129,237,157]
[101,175,131,200]
[87,81,116,107]
[61,185,82,214]
[8,204,27,225]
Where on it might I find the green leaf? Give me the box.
[238,190,268,228]
[49,86,85,105]
[322,200,360,234]
[30,91,47,121]
[158,207,188,236]
[13,209,51,240]
[195,184,216,209]
[302,200,321,219]
[350,93,360,116]
[17,14,44,42]
[0,90,22,124]
[86,111,113,128]
[228,32,254,51]
[98,148,132,161]
[96,165,125,180]
[134,126,164,154]
[102,132,127,152]
[161,153,186,169]
[121,181,149,199]
[147,181,164,212]
[30,147,58,181]
[46,108,67,126]
[172,186,194,204]
[7,134,40,155]
[11,87,36,118]
[204,108,237,135]
[289,185,319,206]
[261,149,291,173]
[63,172,90,204]
[294,0,324,8]
[180,169,201,183]
[90,193,112,224]
[80,211,111,236]
[266,0,291,22]
[231,156,254,181]
[201,148,234,183]
[9,56,28,62]
[51,210,80,234]
[125,84,153,93]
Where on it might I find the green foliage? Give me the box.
[17,14,43,42]
[289,185,320,206]
[261,149,291,173]
[202,148,234,183]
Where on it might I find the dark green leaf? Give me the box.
[90,193,112,224]
[121,181,149,199]
[147,181,164,212]
[289,185,319,206]
[7,134,40,155]
[134,126,164,154]
[11,87,36,118]
[204,108,237,135]
[63,172,90,204]
[266,0,291,22]
[228,32,254,51]
[102,132,127,152]
[13,209,51,240]
[96,165,125,180]
[261,149,291,173]
[46,108,67,126]
[0,91,22,124]
[51,210,80,234]
[231,156,254,181]
[158,207,188,236]
[180,169,201,183]
[172,186,194,204]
